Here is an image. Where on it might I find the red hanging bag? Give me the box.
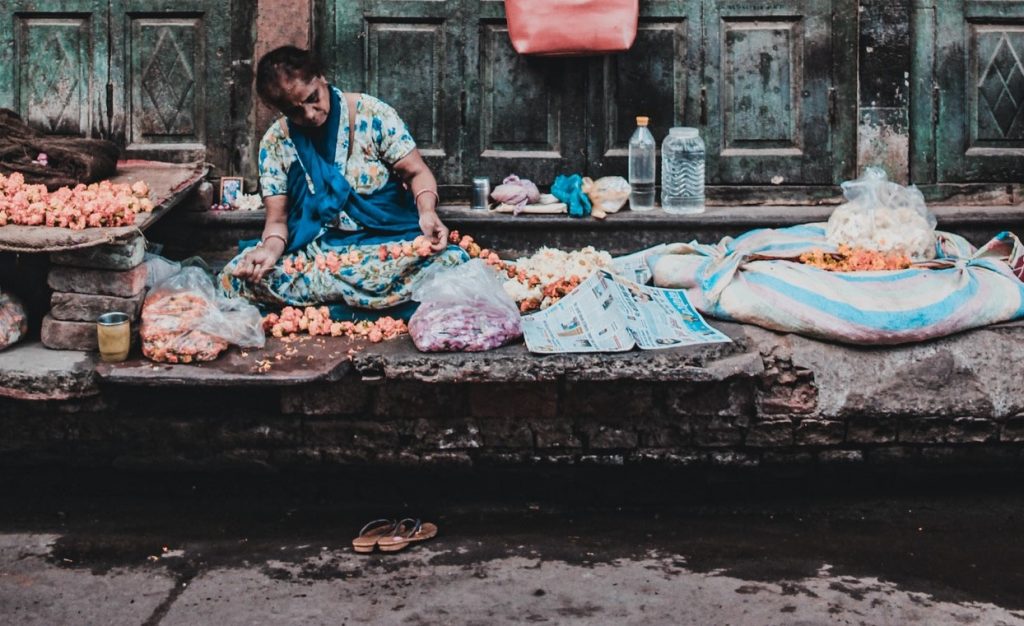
[504,0,639,56]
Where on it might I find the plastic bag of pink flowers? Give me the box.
[0,292,28,351]
[409,259,522,352]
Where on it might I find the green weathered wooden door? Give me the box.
[703,0,855,185]
[459,1,587,185]
[585,0,703,178]
[322,0,467,187]
[321,0,856,190]
[936,0,1024,181]
[0,0,111,137]
[0,0,236,168]
[109,0,233,165]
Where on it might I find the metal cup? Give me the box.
[96,312,130,363]
[471,177,491,211]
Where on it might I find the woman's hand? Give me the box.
[419,209,450,252]
[233,242,283,282]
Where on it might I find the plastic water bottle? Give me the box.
[628,116,656,211]
[661,127,705,214]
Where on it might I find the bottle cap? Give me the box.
[636,116,650,127]
[669,127,699,139]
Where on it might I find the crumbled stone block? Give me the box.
[763,451,815,465]
[899,417,952,444]
[817,449,864,463]
[664,379,755,418]
[563,381,655,418]
[208,419,301,449]
[468,382,557,420]
[745,418,795,447]
[435,421,484,450]
[48,264,147,297]
[579,454,625,466]
[709,450,760,467]
[583,424,638,449]
[795,419,845,446]
[757,370,818,415]
[531,421,581,449]
[847,416,897,444]
[865,446,916,465]
[374,381,465,419]
[946,417,998,443]
[692,414,749,447]
[280,380,370,416]
[50,291,145,322]
[50,236,145,270]
[636,418,689,448]
[1000,416,1024,442]
[419,451,473,467]
[40,315,97,351]
[476,417,534,448]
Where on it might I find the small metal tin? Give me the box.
[471,177,491,210]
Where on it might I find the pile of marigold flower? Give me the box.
[262,305,407,342]
[0,172,153,229]
[448,232,610,313]
[799,244,912,272]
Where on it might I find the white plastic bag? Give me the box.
[409,259,522,352]
[140,267,265,363]
[826,167,937,260]
[143,252,182,289]
[583,176,631,215]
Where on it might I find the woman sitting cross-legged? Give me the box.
[218,46,467,319]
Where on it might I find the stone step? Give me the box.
[148,202,1024,270]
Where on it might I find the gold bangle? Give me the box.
[414,188,439,210]
[262,233,287,248]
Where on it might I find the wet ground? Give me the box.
[1,468,1023,624]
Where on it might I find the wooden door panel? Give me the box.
[721,20,802,151]
[937,0,1024,181]
[0,1,108,137]
[466,19,586,185]
[108,0,231,164]
[588,17,695,178]
[324,0,462,185]
[367,23,446,157]
[705,1,835,185]
[129,17,205,145]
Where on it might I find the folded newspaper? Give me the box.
[521,267,731,354]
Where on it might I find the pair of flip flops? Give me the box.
[351,518,438,553]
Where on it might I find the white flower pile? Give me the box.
[501,246,613,306]
[825,168,937,260]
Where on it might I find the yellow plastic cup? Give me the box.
[96,312,130,362]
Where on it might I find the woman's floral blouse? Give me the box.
[257,86,418,202]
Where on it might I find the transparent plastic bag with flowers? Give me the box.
[826,167,937,260]
[409,259,523,352]
[0,292,28,351]
[140,267,265,363]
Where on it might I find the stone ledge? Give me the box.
[152,201,1024,268]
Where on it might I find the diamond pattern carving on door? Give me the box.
[17,18,88,135]
[978,31,1024,140]
[131,18,202,142]
[140,26,197,135]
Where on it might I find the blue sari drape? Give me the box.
[283,85,421,253]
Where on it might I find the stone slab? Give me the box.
[48,264,147,297]
[0,160,206,253]
[0,341,98,399]
[351,322,759,383]
[49,291,145,322]
[95,335,356,387]
[50,234,145,270]
[41,315,99,351]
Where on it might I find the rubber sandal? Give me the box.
[377,518,438,553]
[351,518,396,553]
